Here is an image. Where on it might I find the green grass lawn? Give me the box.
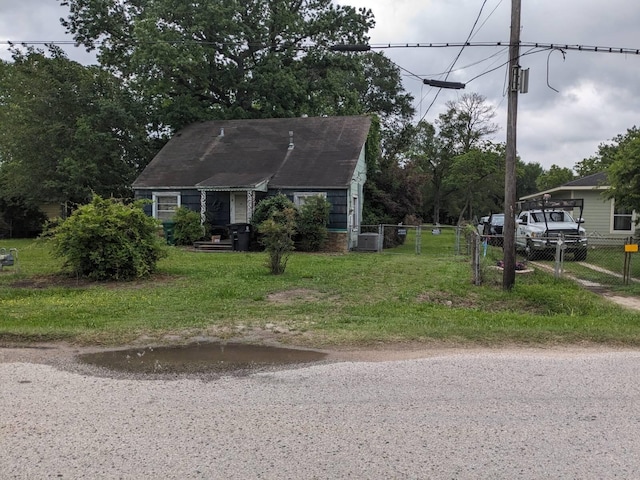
[1,238,640,347]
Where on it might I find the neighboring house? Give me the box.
[519,171,637,239]
[132,116,372,251]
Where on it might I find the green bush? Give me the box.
[251,193,296,229]
[172,206,204,245]
[296,196,331,251]
[48,195,167,280]
[258,207,297,275]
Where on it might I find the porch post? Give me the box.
[247,190,255,222]
[200,190,206,224]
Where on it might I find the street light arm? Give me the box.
[422,79,466,89]
[329,44,372,52]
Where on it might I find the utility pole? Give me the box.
[502,0,521,290]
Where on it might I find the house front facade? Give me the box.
[132,116,372,251]
[519,172,637,240]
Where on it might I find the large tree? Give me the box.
[605,133,640,215]
[516,160,544,199]
[575,127,640,177]
[60,0,412,134]
[0,46,154,211]
[445,143,505,224]
[535,164,574,192]
[406,93,499,223]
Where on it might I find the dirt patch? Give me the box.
[267,288,329,304]
[2,336,638,369]
[417,291,480,309]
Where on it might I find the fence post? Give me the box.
[554,234,565,278]
[472,231,481,285]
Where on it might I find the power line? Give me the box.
[365,42,640,55]
[418,0,490,122]
[4,40,640,55]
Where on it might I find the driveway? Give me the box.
[2,346,640,479]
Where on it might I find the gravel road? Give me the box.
[2,346,640,479]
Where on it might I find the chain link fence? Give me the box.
[358,225,466,256]
[358,225,640,289]
[470,231,640,288]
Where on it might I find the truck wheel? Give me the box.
[525,241,538,261]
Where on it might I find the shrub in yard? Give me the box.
[48,195,167,280]
[296,195,331,252]
[251,193,296,229]
[258,207,297,275]
[172,206,204,246]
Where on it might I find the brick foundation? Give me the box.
[322,231,349,253]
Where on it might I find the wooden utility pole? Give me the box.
[502,0,521,290]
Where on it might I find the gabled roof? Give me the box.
[133,116,372,190]
[520,171,609,200]
[562,171,608,188]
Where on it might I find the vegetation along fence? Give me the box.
[360,225,640,290]
[473,231,640,288]
[358,225,466,256]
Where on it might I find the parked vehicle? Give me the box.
[484,213,505,246]
[477,216,489,235]
[515,198,587,261]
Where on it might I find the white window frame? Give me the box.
[610,200,635,234]
[293,192,326,208]
[152,192,181,220]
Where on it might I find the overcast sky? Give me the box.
[2,0,639,173]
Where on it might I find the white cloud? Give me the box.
[3,0,639,173]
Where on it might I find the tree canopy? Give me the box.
[535,164,574,192]
[605,131,640,215]
[575,127,640,177]
[0,46,154,210]
[60,0,413,134]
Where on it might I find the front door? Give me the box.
[230,192,247,223]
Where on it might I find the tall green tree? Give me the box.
[405,121,447,223]
[516,160,544,199]
[535,164,574,192]
[575,127,640,177]
[605,133,640,215]
[406,93,499,223]
[444,144,505,224]
[60,0,412,133]
[0,46,154,210]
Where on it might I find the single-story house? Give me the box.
[132,115,372,251]
[519,171,637,239]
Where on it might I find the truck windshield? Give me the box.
[531,211,571,223]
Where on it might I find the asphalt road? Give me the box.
[2,348,640,479]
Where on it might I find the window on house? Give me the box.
[293,192,326,208]
[153,192,180,220]
[612,203,634,232]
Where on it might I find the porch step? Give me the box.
[193,240,233,251]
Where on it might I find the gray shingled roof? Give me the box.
[133,116,372,190]
[562,171,608,187]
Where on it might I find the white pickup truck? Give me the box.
[515,198,588,261]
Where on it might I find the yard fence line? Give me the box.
[471,230,640,288]
[358,225,640,289]
[358,225,466,256]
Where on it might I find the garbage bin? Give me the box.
[162,220,176,245]
[228,223,251,251]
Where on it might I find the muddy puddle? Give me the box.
[77,343,327,375]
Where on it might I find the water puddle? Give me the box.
[77,343,327,375]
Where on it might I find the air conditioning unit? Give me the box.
[357,233,380,252]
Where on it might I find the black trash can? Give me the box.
[162,220,176,245]
[228,223,251,251]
